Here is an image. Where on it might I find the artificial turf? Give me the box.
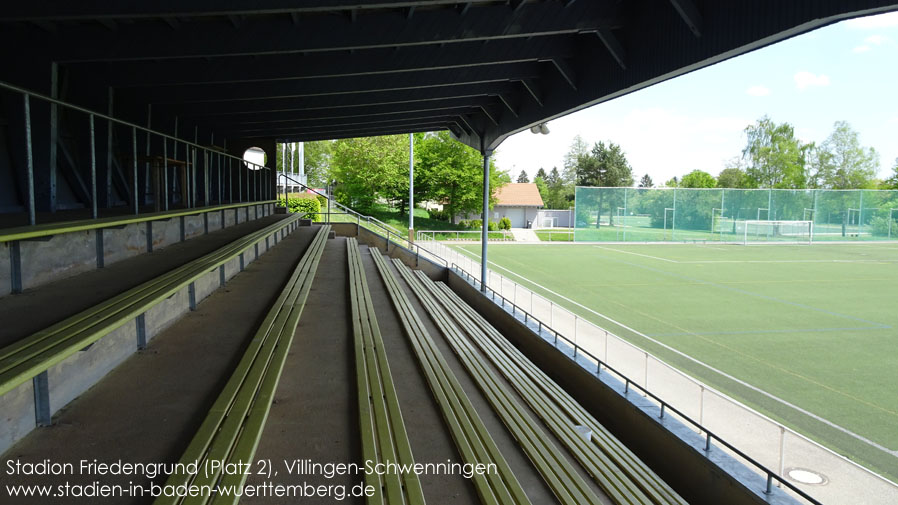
[455,241,898,480]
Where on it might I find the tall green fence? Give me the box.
[574,187,898,243]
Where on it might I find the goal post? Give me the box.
[743,220,813,245]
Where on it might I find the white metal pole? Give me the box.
[481,150,492,292]
[409,133,414,242]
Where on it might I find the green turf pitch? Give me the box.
[456,242,898,480]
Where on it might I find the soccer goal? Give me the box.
[743,220,813,245]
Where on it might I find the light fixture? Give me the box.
[530,122,550,135]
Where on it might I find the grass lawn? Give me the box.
[536,230,574,242]
[455,242,898,480]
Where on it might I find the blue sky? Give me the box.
[496,11,898,185]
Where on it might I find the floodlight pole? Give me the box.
[409,133,414,243]
[481,150,492,292]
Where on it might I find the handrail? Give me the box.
[0,79,269,172]
[448,261,823,505]
[276,178,449,268]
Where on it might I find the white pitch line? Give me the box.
[593,245,679,263]
[465,249,898,458]
[592,246,898,264]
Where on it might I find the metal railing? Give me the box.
[416,229,515,241]
[276,177,448,268]
[450,261,822,505]
[1,79,274,226]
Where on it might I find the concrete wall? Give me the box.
[0,241,12,297]
[0,215,298,455]
[535,209,574,228]
[0,381,34,455]
[354,225,447,281]
[103,222,148,265]
[0,203,272,298]
[22,230,96,289]
[446,270,798,505]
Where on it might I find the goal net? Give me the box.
[742,220,813,245]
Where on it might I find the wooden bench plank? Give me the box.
[429,280,688,505]
[0,215,301,398]
[392,259,606,505]
[348,238,425,505]
[155,225,329,505]
[369,251,531,505]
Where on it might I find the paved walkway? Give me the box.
[510,227,540,242]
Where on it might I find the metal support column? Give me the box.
[481,150,492,292]
[145,104,152,206]
[409,133,414,242]
[33,372,51,426]
[163,136,169,211]
[89,114,98,219]
[24,95,36,225]
[105,88,114,209]
[132,127,138,215]
[49,62,58,213]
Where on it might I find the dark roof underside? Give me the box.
[2,1,896,152]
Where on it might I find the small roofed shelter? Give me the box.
[493,183,544,228]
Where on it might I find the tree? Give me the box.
[416,131,505,224]
[533,176,548,209]
[331,134,409,213]
[884,158,898,189]
[577,141,634,227]
[639,174,653,188]
[664,177,679,188]
[542,167,571,209]
[679,170,717,188]
[717,168,747,188]
[814,121,879,189]
[516,170,529,183]
[742,116,811,188]
[304,140,335,187]
[535,167,548,181]
[563,135,590,186]
[276,141,334,188]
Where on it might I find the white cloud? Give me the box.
[865,34,890,45]
[794,71,830,90]
[746,85,771,96]
[845,11,898,29]
[853,45,872,53]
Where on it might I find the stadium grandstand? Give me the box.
[1,2,897,505]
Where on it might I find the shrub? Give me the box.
[487,220,498,231]
[429,209,450,221]
[278,194,321,221]
[467,219,482,229]
[870,216,895,237]
[316,194,328,210]
[458,220,469,229]
[499,217,512,230]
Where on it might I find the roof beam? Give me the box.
[121,63,540,104]
[216,113,468,136]
[595,26,626,70]
[5,2,619,62]
[669,0,703,37]
[0,1,471,21]
[82,36,574,87]
[256,122,452,142]
[162,83,518,117]
[550,58,577,90]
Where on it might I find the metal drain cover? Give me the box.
[787,468,827,485]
